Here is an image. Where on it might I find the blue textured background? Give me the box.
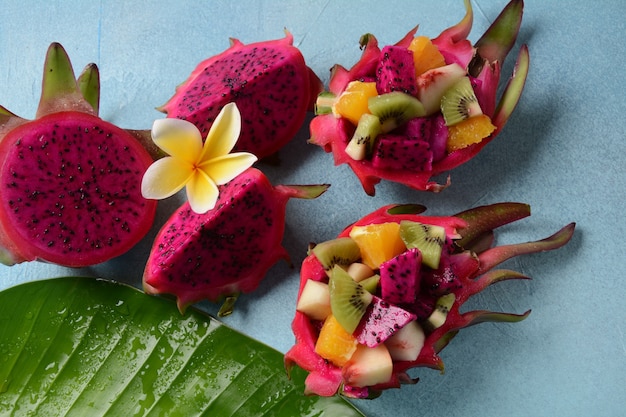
[0,1,624,416]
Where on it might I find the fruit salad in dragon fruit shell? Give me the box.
[310,0,528,195]
[285,203,575,398]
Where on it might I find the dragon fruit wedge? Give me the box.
[285,203,575,398]
[143,167,329,316]
[309,0,529,195]
[354,296,417,348]
[0,43,157,267]
[158,31,323,160]
[379,248,422,305]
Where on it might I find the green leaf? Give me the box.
[0,277,365,417]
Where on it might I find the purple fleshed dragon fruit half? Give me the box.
[0,43,156,267]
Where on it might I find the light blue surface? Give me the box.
[0,1,624,416]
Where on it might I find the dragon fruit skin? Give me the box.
[143,167,328,314]
[285,203,575,397]
[309,0,529,195]
[0,43,157,267]
[159,32,322,160]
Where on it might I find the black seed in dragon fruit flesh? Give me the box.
[409,293,438,321]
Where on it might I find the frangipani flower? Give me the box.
[141,103,257,214]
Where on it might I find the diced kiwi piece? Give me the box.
[311,237,361,275]
[345,113,382,160]
[359,274,381,294]
[368,92,426,133]
[440,76,483,126]
[329,265,373,334]
[314,91,337,115]
[399,220,446,269]
[424,293,455,330]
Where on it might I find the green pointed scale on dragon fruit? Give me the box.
[143,167,329,315]
[285,202,575,398]
[309,0,529,195]
[159,32,322,160]
[0,43,156,267]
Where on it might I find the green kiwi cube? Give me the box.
[440,76,483,126]
[329,265,373,334]
[345,113,382,160]
[359,274,381,294]
[424,293,455,330]
[399,220,446,269]
[311,237,361,274]
[368,92,426,133]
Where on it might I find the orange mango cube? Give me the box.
[348,222,407,270]
[408,36,446,77]
[446,114,497,152]
[314,314,358,367]
[333,81,378,126]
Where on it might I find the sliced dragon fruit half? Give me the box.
[0,43,157,267]
[309,0,528,195]
[285,203,575,398]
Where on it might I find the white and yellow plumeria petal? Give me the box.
[199,152,257,185]
[186,171,220,214]
[143,103,252,212]
[200,102,242,162]
[141,157,194,199]
[152,118,203,162]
